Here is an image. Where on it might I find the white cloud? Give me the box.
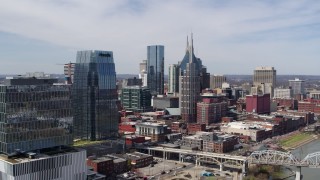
[0,0,319,74]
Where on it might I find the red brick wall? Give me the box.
[119,124,136,133]
[246,94,270,114]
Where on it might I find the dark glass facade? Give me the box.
[121,86,152,112]
[0,79,73,155]
[147,45,164,96]
[72,50,118,141]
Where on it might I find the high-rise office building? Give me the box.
[210,75,227,89]
[0,76,87,179]
[179,35,201,123]
[253,66,276,97]
[139,60,148,87]
[147,45,164,95]
[200,66,210,90]
[121,86,152,112]
[168,64,179,94]
[64,62,75,84]
[0,77,73,154]
[72,50,119,141]
[289,78,305,95]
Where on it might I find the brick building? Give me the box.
[298,101,316,112]
[120,152,153,168]
[119,122,136,133]
[187,123,206,135]
[87,156,115,177]
[196,98,227,125]
[246,93,270,114]
[125,135,146,148]
[273,98,297,110]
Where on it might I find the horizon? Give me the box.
[0,1,320,75]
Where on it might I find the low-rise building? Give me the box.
[119,152,153,169]
[135,122,169,142]
[166,133,182,143]
[125,135,146,148]
[187,123,206,135]
[221,121,269,142]
[181,134,203,150]
[119,122,137,134]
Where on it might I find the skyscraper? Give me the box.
[147,45,164,95]
[72,50,119,141]
[289,78,305,95]
[210,74,227,89]
[179,35,201,123]
[139,60,148,87]
[64,62,75,84]
[168,64,179,94]
[0,77,73,154]
[253,66,276,97]
[0,75,87,179]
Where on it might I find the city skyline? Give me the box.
[0,0,320,75]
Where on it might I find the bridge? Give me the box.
[137,146,320,180]
[248,150,320,180]
[136,146,248,173]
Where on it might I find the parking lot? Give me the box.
[138,158,190,176]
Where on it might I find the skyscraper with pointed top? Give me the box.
[179,34,201,123]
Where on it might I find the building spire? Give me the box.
[189,33,194,63]
[186,36,189,52]
[191,33,194,53]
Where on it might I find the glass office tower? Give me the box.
[0,78,73,154]
[147,45,164,96]
[72,50,118,141]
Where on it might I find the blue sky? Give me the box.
[0,0,320,75]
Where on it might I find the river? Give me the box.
[286,139,320,180]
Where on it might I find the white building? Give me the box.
[210,75,227,89]
[274,88,293,98]
[0,149,87,180]
[309,90,320,99]
[135,122,168,142]
[289,78,305,95]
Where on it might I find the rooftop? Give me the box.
[0,146,82,165]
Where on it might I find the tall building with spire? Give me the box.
[179,35,201,123]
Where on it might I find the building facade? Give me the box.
[147,45,164,95]
[210,75,227,89]
[179,36,201,123]
[135,122,168,142]
[168,64,179,94]
[72,50,119,140]
[246,93,271,114]
[64,62,75,84]
[0,78,73,154]
[274,88,293,98]
[0,148,87,180]
[121,86,152,112]
[253,66,276,97]
[289,78,305,96]
[0,76,87,180]
[138,60,148,87]
[197,98,227,125]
